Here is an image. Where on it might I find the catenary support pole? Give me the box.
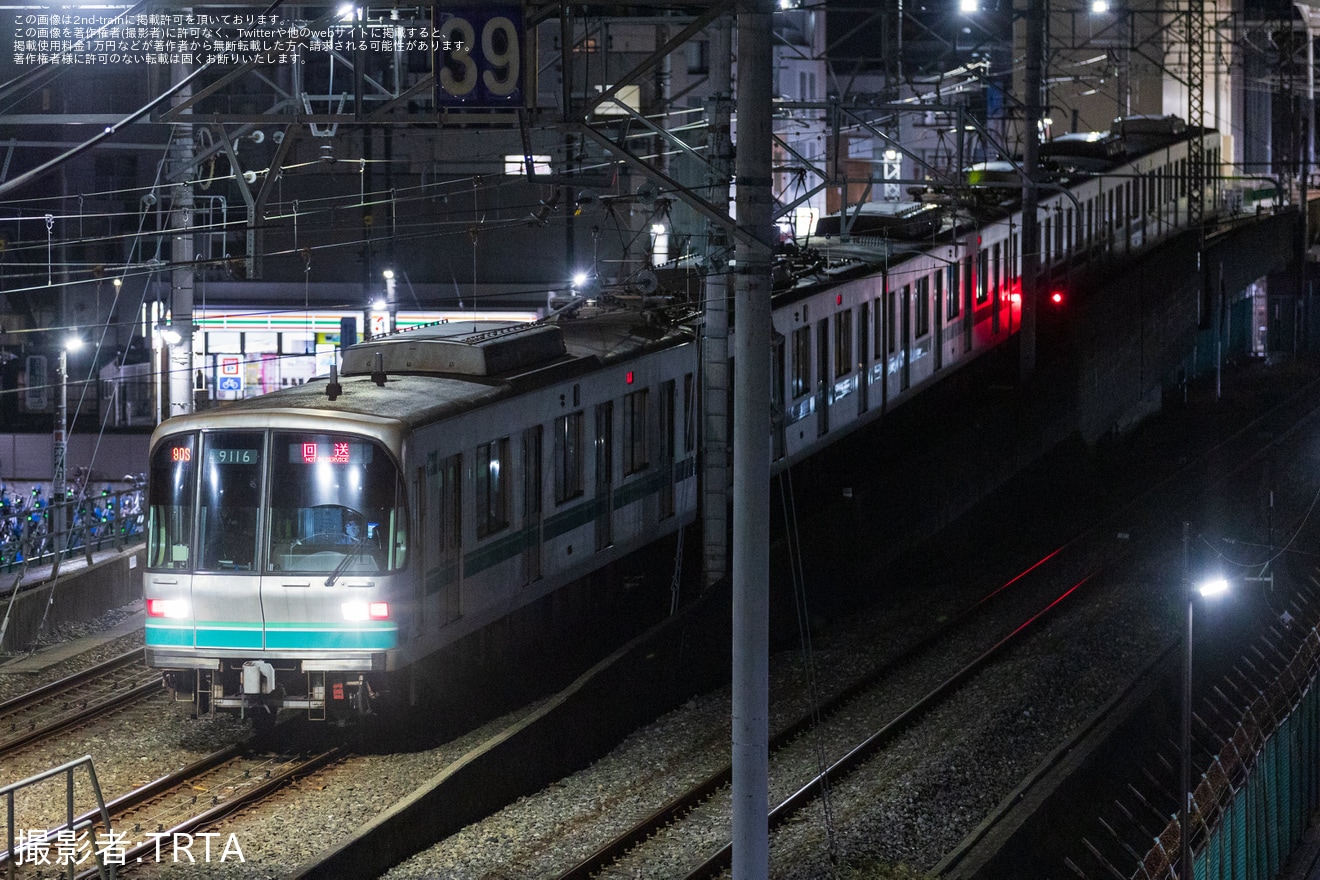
[731,0,774,875]
[702,14,733,588]
[1020,0,1042,383]
[168,58,196,418]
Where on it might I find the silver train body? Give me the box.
[145,116,1225,721]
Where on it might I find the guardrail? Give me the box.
[0,486,144,576]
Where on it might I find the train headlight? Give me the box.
[342,601,390,621]
[147,598,190,619]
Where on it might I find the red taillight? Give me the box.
[147,598,189,618]
[343,601,390,621]
[1050,291,1064,305]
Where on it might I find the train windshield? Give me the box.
[147,434,198,570]
[147,429,405,575]
[267,432,405,575]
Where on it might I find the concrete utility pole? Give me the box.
[731,0,774,875]
[168,59,196,418]
[702,15,733,588]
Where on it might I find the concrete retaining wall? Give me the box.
[0,547,144,653]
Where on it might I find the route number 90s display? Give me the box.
[434,6,524,107]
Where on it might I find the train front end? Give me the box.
[143,416,409,724]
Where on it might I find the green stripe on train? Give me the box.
[464,456,694,575]
[264,625,397,650]
[155,620,397,650]
[145,623,194,647]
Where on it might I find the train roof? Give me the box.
[155,309,694,437]
[777,114,1216,304]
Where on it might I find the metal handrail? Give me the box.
[2,755,114,880]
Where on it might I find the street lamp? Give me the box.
[1179,525,1240,880]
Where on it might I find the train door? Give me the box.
[435,453,462,624]
[857,301,869,415]
[815,317,830,436]
[594,401,613,551]
[659,380,676,518]
[991,242,1001,335]
[521,426,543,585]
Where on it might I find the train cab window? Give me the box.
[791,326,811,398]
[623,389,649,475]
[267,432,405,574]
[476,437,511,539]
[147,434,197,570]
[554,411,585,504]
[833,309,853,378]
[198,432,264,572]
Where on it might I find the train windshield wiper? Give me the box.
[324,538,366,587]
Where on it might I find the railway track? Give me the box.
[266,371,1320,880]
[0,722,345,879]
[0,649,161,759]
[554,562,1104,880]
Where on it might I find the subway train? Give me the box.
[144,115,1231,723]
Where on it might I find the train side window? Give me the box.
[623,389,649,475]
[833,308,853,378]
[476,437,511,539]
[991,243,1001,299]
[962,256,974,315]
[950,265,960,320]
[791,325,811,398]
[976,251,988,305]
[914,276,930,338]
[935,269,946,324]
[873,294,885,358]
[438,452,462,556]
[889,288,901,354]
[554,411,585,505]
[683,372,695,453]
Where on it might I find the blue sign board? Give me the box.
[433,6,524,107]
